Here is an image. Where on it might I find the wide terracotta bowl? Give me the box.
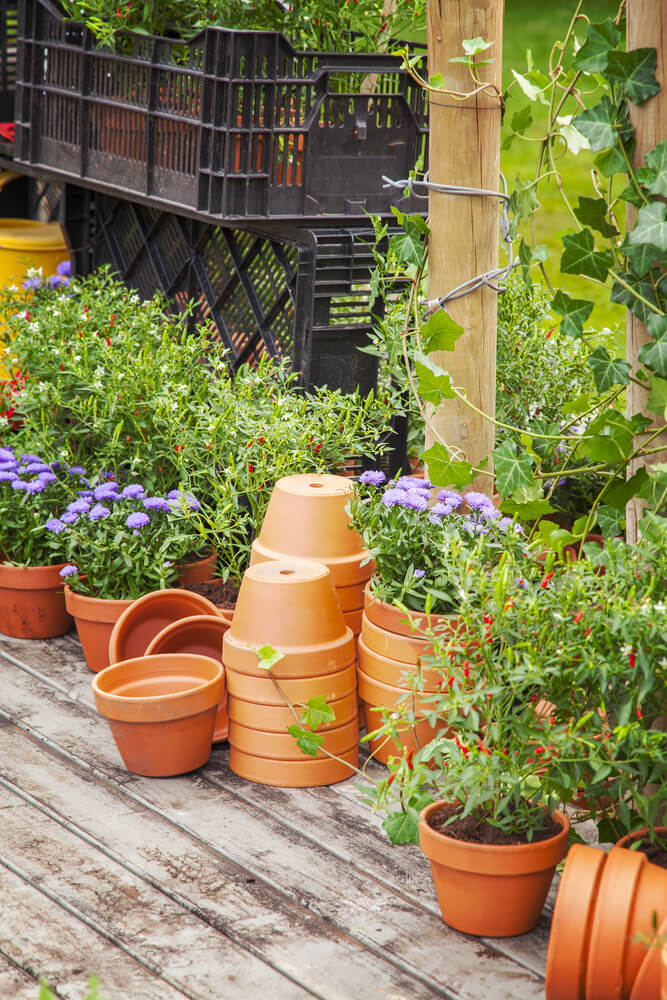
[92,653,223,777]
[108,588,223,665]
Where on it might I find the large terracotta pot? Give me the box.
[92,653,223,777]
[227,690,358,733]
[229,745,358,787]
[662,942,667,1000]
[225,663,357,707]
[363,588,461,643]
[65,586,133,672]
[545,842,667,1000]
[146,614,230,744]
[358,669,443,765]
[420,801,570,937]
[0,561,73,639]
[228,716,359,760]
[108,589,223,665]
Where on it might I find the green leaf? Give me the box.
[420,442,473,489]
[574,197,618,238]
[555,116,590,155]
[579,411,635,464]
[561,230,613,282]
[493,440,534,495]
[499,498,556,519]
[414,352,456,405]
[647,314,667,340]
[645,141,667,198]
[510,176,540,220]
[594,145,629,177]
[420,310,464,354]
[589,346,631,392]
[256,644,285,671]
[621,235,665,277]
[511,105,533,135]
[639,335,667,378]
[389,228,424,267]
[511,69,547,104]
[611,273,660,326]
[572,18,620,73]
[606,47,661,105]
[462,36,494,56]
[287,725,324,757]
[629,202,667,252]
[551,290,594,338]
[603,469,649,509]
[647,376,667,418]
[429,72,445,89]
[573,97,619,152]
[301,695,336,730]
[382,811,419,845]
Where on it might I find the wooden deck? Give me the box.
[0,631,551,1000]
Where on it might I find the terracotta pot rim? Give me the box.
[0,560,70,589]
[364,586,460,630]
[145,614,229,656]
[419,800,570,871]
[94,653,222,706]
[252,539,371,571]
[223,628,355,661]
[616,825,667,849]
[65,585,133,619]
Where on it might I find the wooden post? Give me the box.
[626,0,667,543]
[425,0,504,495]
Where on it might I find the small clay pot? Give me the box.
[361,611,434,665]
[145,614,230,743]
[227,690,358,733]
[109,589,223,665]
[176,550,217,586]
[420,801,570,937]
[335,581,366,613]
[65,586,133,672]
[228,716,359,761]
[358,634,441,690]
[92,653,223,776]
[229,744,358,787]
[225,663,357,707]
[0,561,73,639]
[363,588,462,642]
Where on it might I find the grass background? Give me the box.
[500,0,623,342]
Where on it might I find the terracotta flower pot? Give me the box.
[545,843,667,1000]
[629,916,667,1000]
[420,801,570,937]
[65,586,133,672]
[228,716,359,761]
[228,745,358,788]
[176,550,217,587]
[335,581,366,612]
[145,614,230,744]
[225,663,357,707]
[251,473,373,587]
[108,589,223,665]
[358,634,442,690]
[662,941,667,1000]
[363,588,461,642]
[0,561,73,639]
[227,689,358,733]
[358,669,444,765]
[92,653,223,776]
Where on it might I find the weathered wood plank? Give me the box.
[0,949,40,1000]
[0,638,546,1000]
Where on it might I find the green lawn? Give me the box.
[501,0,624,342]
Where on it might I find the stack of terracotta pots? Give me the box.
[358,590,460,764]
[250,474,372,654]
[223,559,359,787]
[545,842,667,1000]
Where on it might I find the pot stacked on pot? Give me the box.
[358,590,460,765]
[250,473,372,655]
[223,559,359,787]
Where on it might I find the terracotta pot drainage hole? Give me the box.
[279,570,295,575]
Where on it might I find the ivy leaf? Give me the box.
[256,644,285,671]
[595,144,631,177]
[510,176,540,220]
[561,230,613,282]
[429,72,445,89]
[572,18,620,73]
[511,105,533,135]
[588,346,631,391]
[573,97,619,152]
[421,442,473,489]
[597,505,625,539]
[462,36,494,56]
[645,141,667,198]
[603,469,649,509]
[389,227,424,267]
[420,310,463,354]
[301,695,336,730]
[551,290,594,338]
[647,314,667,340]
[493,440,534,495]
[287,725,324,757]
[555,115,590,155]
[621,235,666,277]
[499,498,556,519]
[579,411,635,464]
[647,375,667,418]
[611,273,660,326]
[382,811,420,845]
[638,335,667,378]
[511,69,547,104]
[629,202,667,252]
[606,47,660,105]
[414,352,456,405]
[574,197,618,238]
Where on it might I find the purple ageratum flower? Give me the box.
[89,504,111,521]
[57,260,72,277]
[51,461,61,470]
[60,511,79,524]
[359,470,387,487]
[94,483,120,501]
[0,470,18,482]
[10,479,28,491]
[122,484,145,499]
[20,453,43,464]
[143,496,171,512]
[24,479,46,493]
[77,489,94,498]
[38,471,58,484]
[0,459,19,472]
[462,515,489,536]
[395,475,432,491]
[48,274,70,288]
[497,517,524,535]
[431,501,457,517]
[428,513,442,525]
[464,491,495,513]
[126,511,150,530]
[400,490,429,512]
[59,564,79,579]
[45,518,66,534]
[413,568,426,579]
[67,498,91,514]
[23,276,42,290]
[381,488,405,508]
[68,465,86,476]
[0,447,15,462]
[436,489,463,508]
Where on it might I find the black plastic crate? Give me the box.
[14,0,427,222]
[0,1,18,125]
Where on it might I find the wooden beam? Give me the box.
[626,0,667,542]
[425,0,505,495]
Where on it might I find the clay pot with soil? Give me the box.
[0,562,73,639]
[65,586,134,672]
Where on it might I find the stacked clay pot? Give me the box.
[223,559,359,787]
[545,842,667,1000]
[359,588,460,765]
[249,474,372,654]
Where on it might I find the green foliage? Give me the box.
[39,977,109,1000]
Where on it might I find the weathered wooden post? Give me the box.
[425,0,505,495]
[626,0,667,542]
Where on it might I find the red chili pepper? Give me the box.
[109,313,115,327]
[387,772,397,787]
[636,707,643,719]
[106,336,111,346]
[628,651,636,669]
[406,749,415,770]
[313,443,322,454]
[248,463,254,474]
[540,571,554,589]
[573,611,584,624]
[584,626,593,637]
